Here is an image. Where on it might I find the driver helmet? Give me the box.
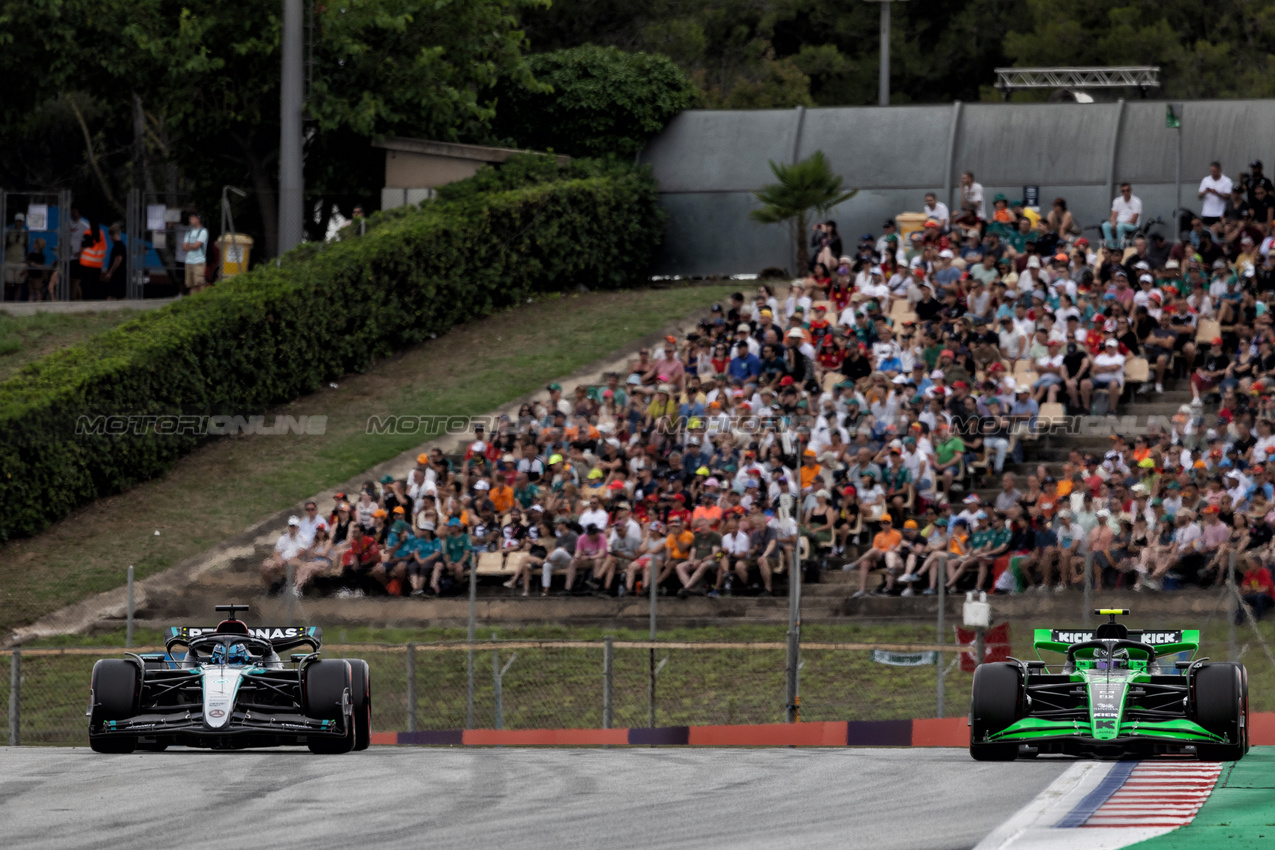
[1096,647,1130,670]
[210,642,252,666]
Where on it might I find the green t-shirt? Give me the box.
[883,464,912,491]
[444,533,472,563]
[987,527,1012,550]
[514,484,540,509]
[935,436,965,465]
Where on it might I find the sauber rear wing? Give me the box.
[165,625,323,654]
[1032,628,1200,656]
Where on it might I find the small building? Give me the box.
[374,137,571,209]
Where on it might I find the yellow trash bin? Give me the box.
[894,212,929,240]
[216,233,254,278]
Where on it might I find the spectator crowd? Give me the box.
[259,160,1275,620]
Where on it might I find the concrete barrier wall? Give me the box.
[640,99,1275,276]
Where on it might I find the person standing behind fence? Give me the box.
[67,207,90,300]
[78,220,106,300]
[100,224,126,300]
[182,212,209,295]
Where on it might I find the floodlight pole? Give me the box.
[878,1,890,107]
[865,1,907,106]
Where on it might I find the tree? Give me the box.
[0,0,546,257]
[491,45,695,158]
[1003,0,1275,100]
[749,151,856,272]
[518,0,1033,108]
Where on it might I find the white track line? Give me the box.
[973,760,1206,850]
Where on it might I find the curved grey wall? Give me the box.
[639,99,1275,276]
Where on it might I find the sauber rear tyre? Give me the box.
[345,659,371,751]
[1192,663,1246,762]
[305,660,355,754]
[969,662,1022,761]
[88,659,140,753]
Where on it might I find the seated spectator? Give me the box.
[260,516,308,593]
[1238,555,1274,622]
[850,513,904,598]
[431,517,473,596]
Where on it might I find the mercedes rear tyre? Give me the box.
[1192,662,1246,762]
[969,662,1022,761]
[305,660,355,754]
[345,659,371,751]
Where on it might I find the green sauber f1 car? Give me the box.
[969,609,1249,761]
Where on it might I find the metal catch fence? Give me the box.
[5,640,975,746]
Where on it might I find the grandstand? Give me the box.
[140,181,1275,629]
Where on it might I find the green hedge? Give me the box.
[0,164,665,540]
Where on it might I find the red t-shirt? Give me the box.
[342,535,380,568]
[1241,567,1274,596]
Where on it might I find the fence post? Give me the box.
[602,636,613,730]
[284,561,297,623]
[9,650,19,747]
[936,555,946,718]
[405,643,417,733]
[126,565,135,648]
[466,563,477,730]
[785,525,803,723]
[1228,550,1238,663]
[648,560,657,729]
[493,644,502,731]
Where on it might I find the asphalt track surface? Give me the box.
[0,747,1069,850]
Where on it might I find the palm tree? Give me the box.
[750,151,858,273]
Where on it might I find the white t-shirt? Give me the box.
[1111,194,1142,224]
[296,514,322,546]
[579,507,610,532]
[924,201,950,227]
[1199,174,1234,218]
[964,182,985,219]
[274,530,306,561]
[722,530,751,556]
[1093,351,1126,380]
[1035,354,1064,373]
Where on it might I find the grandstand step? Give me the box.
[154,589,846,627]
[137,582,1234,630]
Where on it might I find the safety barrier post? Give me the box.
[785,520,803,723]
[126,565,135,648]
[8,650,19,747]
[648,562,657,729]
[602,636,613,730]
[466,563,477,729]
[405,643,417,733]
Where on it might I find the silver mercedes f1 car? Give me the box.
[87,605,370,753]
